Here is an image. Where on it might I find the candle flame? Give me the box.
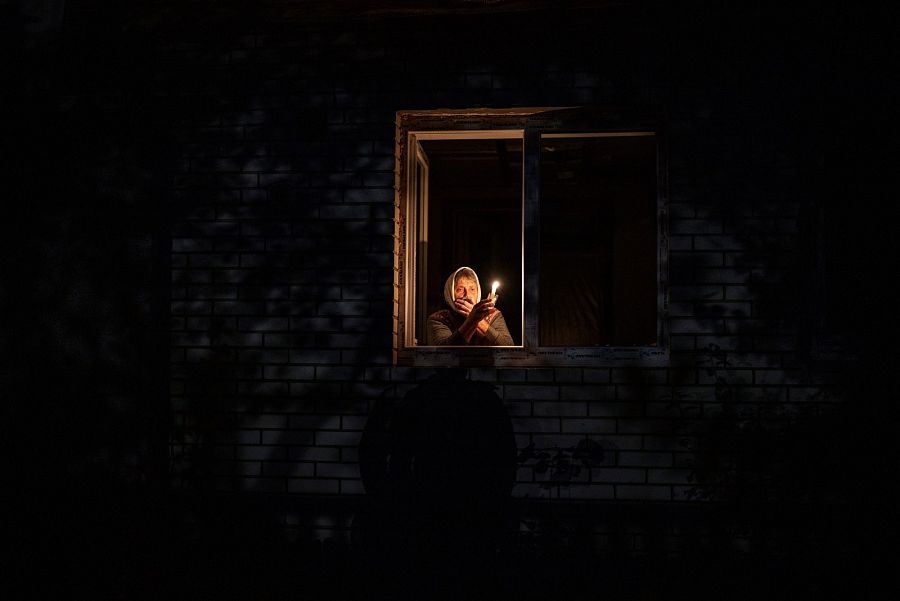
[490,281,499,298]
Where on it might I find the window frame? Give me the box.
[393,107,670,367]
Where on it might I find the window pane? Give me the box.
[539,135,657,346]
[416,137,523,346]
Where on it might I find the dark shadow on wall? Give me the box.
[656,5,897,594]
[1,4,342,598]
[163,30,394,571]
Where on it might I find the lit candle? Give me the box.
[490,281,499,300]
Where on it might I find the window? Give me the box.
[393,108,668,367]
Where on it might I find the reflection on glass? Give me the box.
[539,135,657,346]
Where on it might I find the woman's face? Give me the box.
[454,276,478,301]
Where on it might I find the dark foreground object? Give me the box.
[357,370,518,600]
[8,488,866,601]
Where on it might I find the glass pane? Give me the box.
[539,135,657,346]
[416,137,523,346]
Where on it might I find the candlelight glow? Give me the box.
[490,281,499,299]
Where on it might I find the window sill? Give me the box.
[394,345,669,368]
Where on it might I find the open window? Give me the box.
[393,108,668,366]
[408,131,524,347]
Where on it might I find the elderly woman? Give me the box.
[425,266,514,346]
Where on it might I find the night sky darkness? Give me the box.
[3,2,898,600]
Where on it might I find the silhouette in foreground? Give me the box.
[358,369,517,599]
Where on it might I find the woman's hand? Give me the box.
[455,298,495,322]
[456,298,495,342]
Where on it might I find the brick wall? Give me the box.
[141,5,851,548]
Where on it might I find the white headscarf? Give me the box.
[443,266,481,314]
